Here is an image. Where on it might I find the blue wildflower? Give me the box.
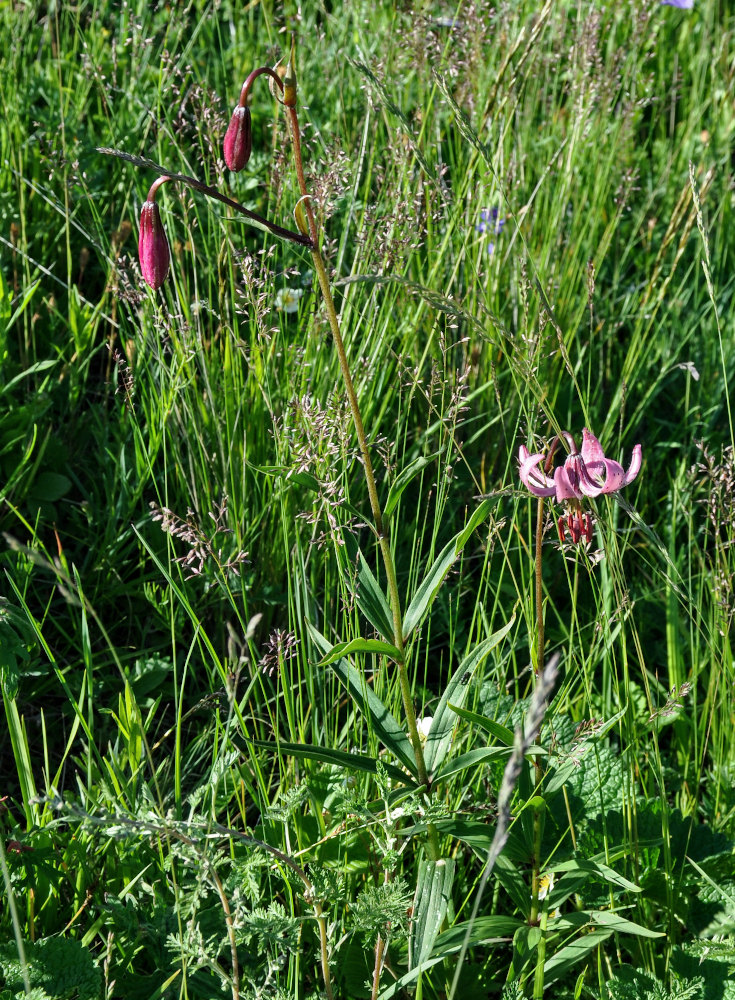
[476,207,505,255]
[660,0,694,8]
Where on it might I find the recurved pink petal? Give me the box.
[519,447,557,497]
[553,463,581,500]
[621,444,643,486]
[580,458,625,496]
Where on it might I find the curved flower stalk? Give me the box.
[224,43,441,861]
[519,429,642,544]
[107,40,440,870]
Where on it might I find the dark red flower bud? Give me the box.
[138,199,170,291]
[224,105,252,172]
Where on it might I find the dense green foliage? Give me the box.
[1,1,734,998]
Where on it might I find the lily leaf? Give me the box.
[248,738,416,786]
[384,454,434,521]
[551,857,641,894]
[317,638,403,666]
[433,745,513,782]
[356,550,395,642]
[552,909,662,937]
[409,859,455,970]
[403,497,498,640]
[543,928,613,985]
[424,618,514,776]
[307,624,416,775]
[447,706,516,747]
[433,915,523,953]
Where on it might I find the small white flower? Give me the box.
[416,716,433,745]
[275,287,303,313]
[537,871,555,901]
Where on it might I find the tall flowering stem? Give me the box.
[276,47,439,860]
[518,427,641,1000]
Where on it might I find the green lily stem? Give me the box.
[315,902,335,1000]
[285,100,440,861]
[530,481,550,995]
[533,906,549,1000]
[535,495,545,674]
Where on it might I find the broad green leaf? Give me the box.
[432,914,523,953]
[356,550,395,642]
[248,738,416,786]
[448,706,516,746]
[289,471,320,492]
[403,497,498,640]
[402,536,456,641]
[384,454,433,521]
[551,858,641,894]
[424,618,514,775]
[543,927,613,985]
[553,909,663,938]
[409,858,455,970]
[375,955,446,1000]
[495,853,534,917]
[434,743,545,782]
[428,820,529,863]
[28,471,72,503]
[543,912,664,986]
[307,623,416,775]
[317,638,403,666]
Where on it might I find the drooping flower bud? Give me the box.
[283,39,297,107]
[138,196,170,290]
[224,105,252,172]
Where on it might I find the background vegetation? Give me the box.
[1,1,734,998]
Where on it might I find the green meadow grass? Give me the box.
[1,1,734,998]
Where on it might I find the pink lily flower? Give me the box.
[518,429,642,544]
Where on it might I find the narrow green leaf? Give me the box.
[410,859,455,970]
[424,618,514,775]
[687,856,735,906]
[376,956,446,1000]
[403,497,498,640]
[317,637,403,666]
[248,738,416,786]
[384,454,432,521]
[4,278,40,334]
[1,359,57,396]
[307,624,416,775]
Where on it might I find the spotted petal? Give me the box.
[581,429,641,494]
[553,463,581,501]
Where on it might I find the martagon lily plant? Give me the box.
[519,428,642,544]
